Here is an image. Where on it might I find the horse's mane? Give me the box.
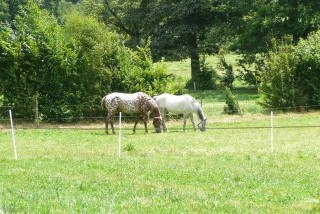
[197,107,205,121]
[191,97,205,121]
[148,98,162,118]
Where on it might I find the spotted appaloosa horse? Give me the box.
[101,92,162,134]
[154,93,207,132]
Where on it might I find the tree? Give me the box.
[0,2,78,118]
[0,0,9,24]
[233,0,320,54]
[103,0,147,48]
[146,0,215,80]
[102,0,218,83]
[0,1,179,120]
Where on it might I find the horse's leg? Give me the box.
[105,116,109,134]
[110,116,116,134]
[190,113,196,131]
[105,114,113,134]
[160,110,167,132]
[143,114,149,133]
[143,120,148,133]
[133,119,138,134]
[183,113,187,132]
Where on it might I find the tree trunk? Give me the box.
[190,37,200,80]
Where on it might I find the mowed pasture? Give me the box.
[1,111,320,213]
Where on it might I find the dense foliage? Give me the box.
[1,0,320,120]
[0,2,181,120]
[260,31,320,109]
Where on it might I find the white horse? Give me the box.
[153,93,207,132]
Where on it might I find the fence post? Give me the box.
[270,111,274,153]
[9,110,18,160]
[35,97,39,128]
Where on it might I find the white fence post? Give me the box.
[270,111,274,153]
[9,110,18,160]
[118,112,122,159]
[35,97,39,128]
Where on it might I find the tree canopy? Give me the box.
[1,0,320,120]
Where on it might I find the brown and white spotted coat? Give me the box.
[101,92,162,134]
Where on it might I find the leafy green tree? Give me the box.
[146,0,215,80]
[233,0,320,54]
[0,2,77,118]
[102,0,218,86]
[260,31,320,110]
[0,0,9,24]
[103,0,146,48]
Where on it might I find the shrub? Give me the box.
[259,37,298,109]
[260,31,320,110]
[223,88,242,115]
[219,55,235,88]
[295,31,320,106]
[117,42,184,96]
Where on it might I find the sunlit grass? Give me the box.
[164,53,241,79]
[1,54,320,213]
[1,112,320,213]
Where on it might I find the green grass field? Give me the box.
[1,111,320,213]
[164,53,240,79]
[1,56,320,213]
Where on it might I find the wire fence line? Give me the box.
[0,114,320,131]
[1,103,320,131]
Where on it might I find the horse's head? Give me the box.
[198,118,207,132]
[153,116,162,133]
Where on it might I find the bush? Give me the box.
[295,31,320,106]
[260,31,320,110]
[223,88,242,115]
[116,42,185,96]
[0,5,182,121]
[219,55,235,88]
[259,37,298,109]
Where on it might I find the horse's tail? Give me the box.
[101,96,107,110]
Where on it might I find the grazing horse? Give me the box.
[153,93,207,132]
[101,92,162,134]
